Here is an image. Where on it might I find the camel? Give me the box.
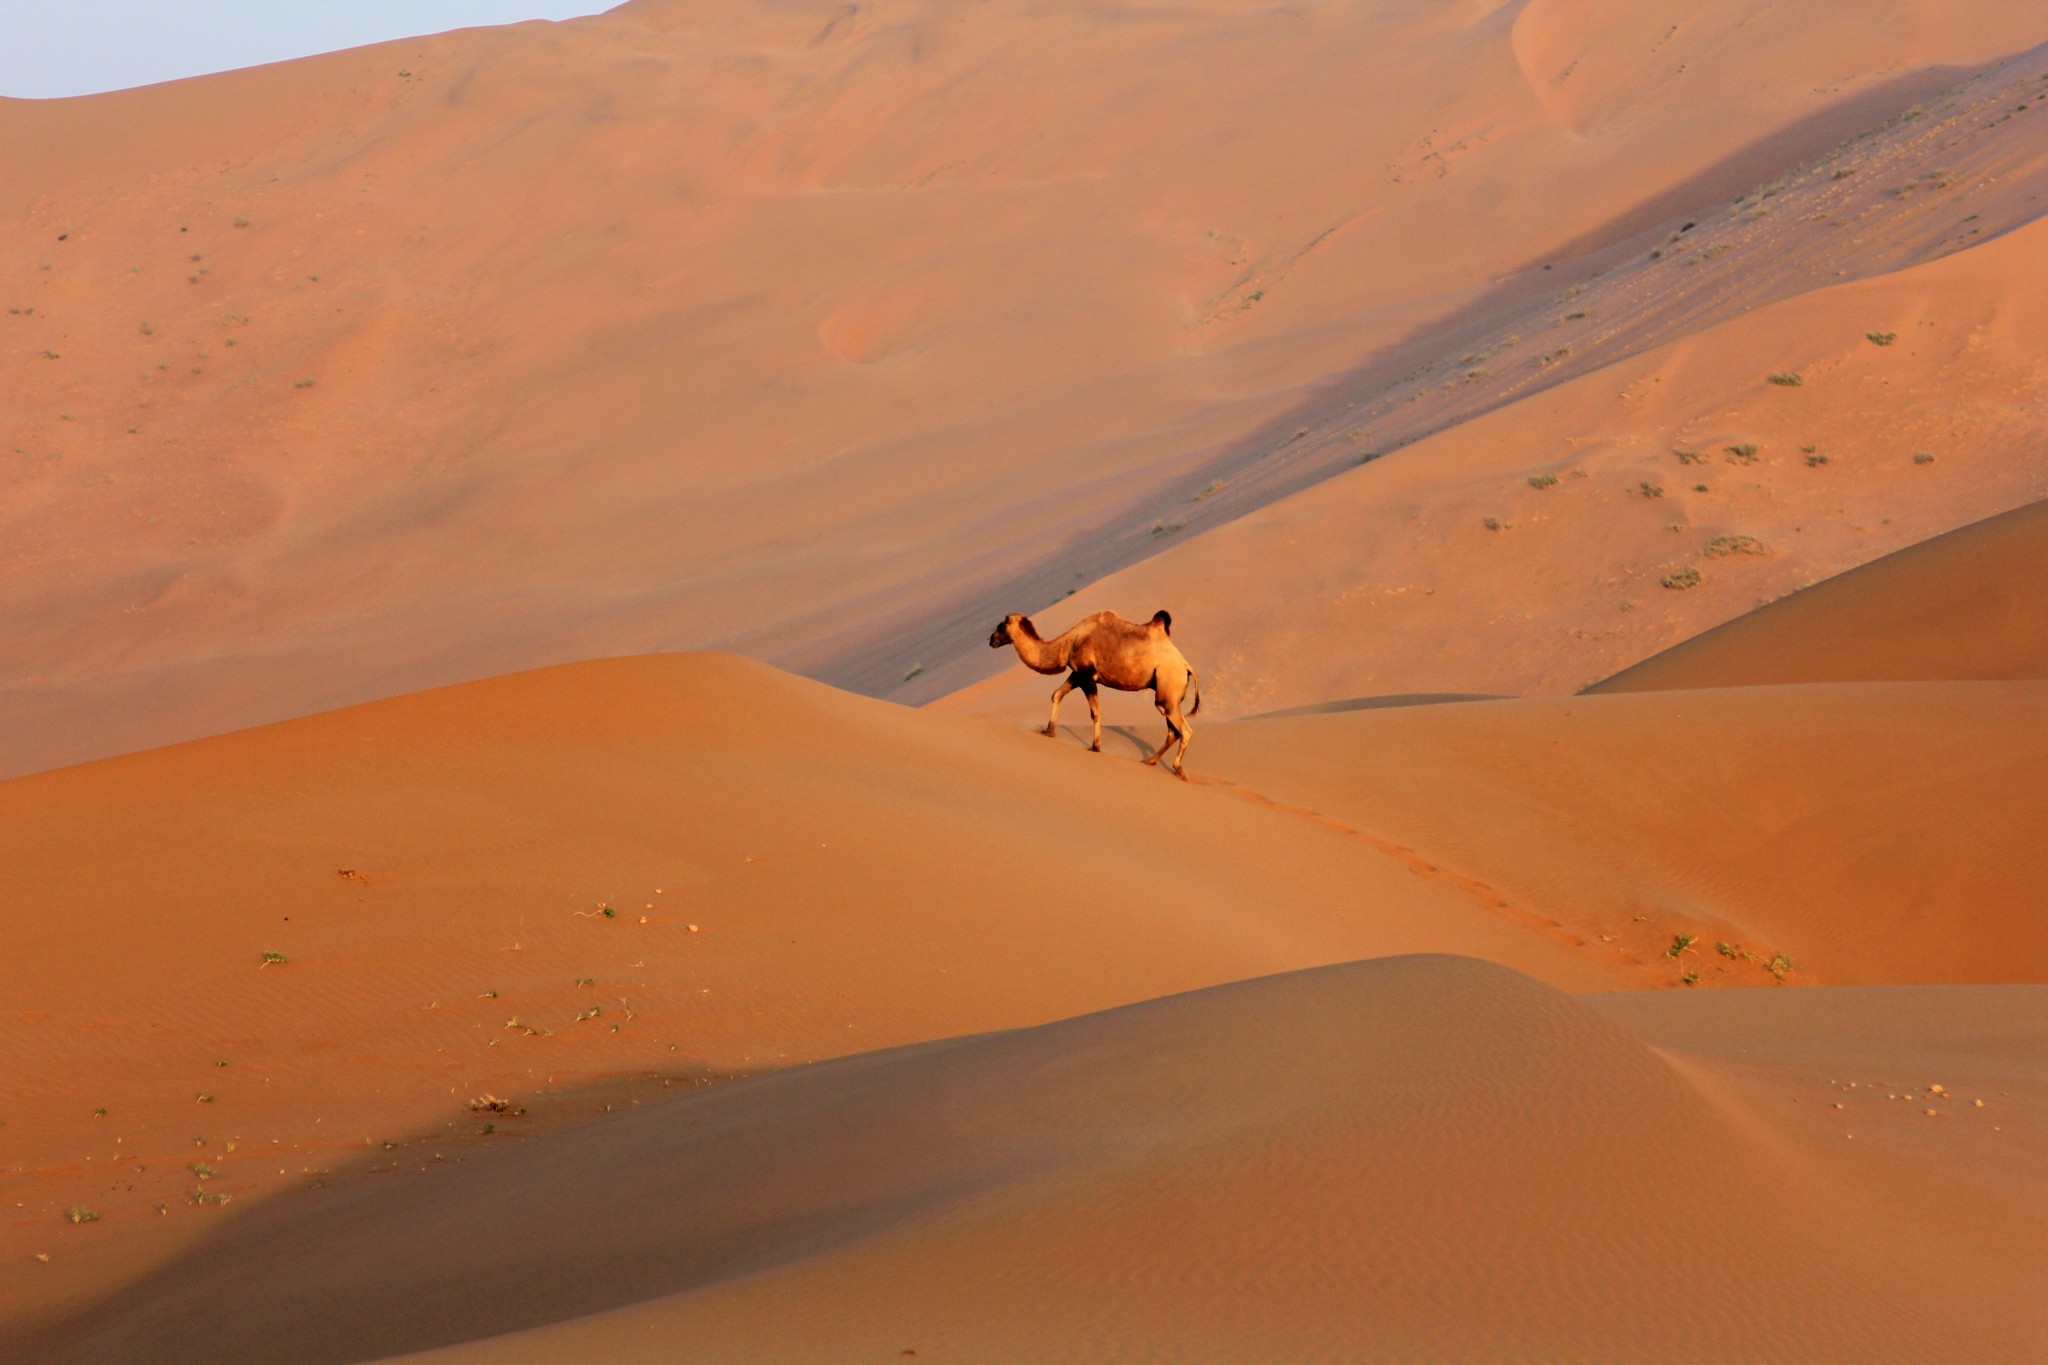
[987,609,1201,776]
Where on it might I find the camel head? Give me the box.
[989,613,1031,648]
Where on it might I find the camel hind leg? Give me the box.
[1142,699,1191,777]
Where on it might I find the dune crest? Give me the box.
[23,957,2041,1364]
[1590,496,2048,691]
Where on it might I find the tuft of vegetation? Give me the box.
[1192,479,1227,501]
[1832,167,1856,180]
[293,378,317,389]
[195,1093,215,1104]
[1766,953,1795,977]
[1661,567,1702,590]
[1528,473,1559,490]
[1767,372,1804,387]
[576,1005,603,1022]
[1564,310,1589,321]
[1706,534,1767,557]
[1716,941,1742,958]
[1151,518,1185,536]
[66,1207,99,1224]
[1681,970,1700,986]
[902,663,924,682]
[1482,517,1508,531]
[261,950,288,965]
[1693,484,1710,493]
[1637,480,1665,498]
[1866,331,1896,346]
[1806,453,1829,466]
[1726,443,1760,463]
[1913,452,1935,465]
[1666,933,1698,958]
[1674,449,1708,465]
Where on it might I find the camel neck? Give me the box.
[1010,621,1068,674]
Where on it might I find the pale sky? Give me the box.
[0,2,610,99]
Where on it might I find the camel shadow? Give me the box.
[1043,724,1158,762]
[1238,693,1504,721]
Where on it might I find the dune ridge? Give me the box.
[941,208,2048,723]
[7,4,2047,1360]
[8,1,2048,774]
[1590,495,2048,691]
[20,957,2041,1364]
[1,651,1633,1328]
[1207,681,2048,987]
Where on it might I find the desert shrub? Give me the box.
[1706,535,1767,556]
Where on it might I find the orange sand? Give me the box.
[1593,496,2048,691]
[8,1,2048,774]
[5,2,2046,1360]
[17,958,2043,1363]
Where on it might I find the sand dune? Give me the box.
[20,958,2042,1364]
[940,208,2048,725]
[8,1,2048,775]
[0,652,1629,1331]
[1206,682,2048,987]
[9,3,2047,1359]
[1592,496,2048,692]
[9,652,2042,1337]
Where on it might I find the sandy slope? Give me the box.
[1592,496,2048,691]
[8,652,2043,1341]
[7,3,2046,1357]
[939,212,2048,725]
[8,1,2048,775]
[20,959,2043,1364]
[0,652,1624,1331]
[1205,683,2048,987]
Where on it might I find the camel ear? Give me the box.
[1151,609,1172,634]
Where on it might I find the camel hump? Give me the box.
[1150,609,1172,634]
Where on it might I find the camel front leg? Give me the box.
[1082,682,1103,752]
[1044,678,1074,738]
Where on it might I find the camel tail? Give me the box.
[1185,666,1201,717]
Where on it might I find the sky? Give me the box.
[0,1,609,99]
